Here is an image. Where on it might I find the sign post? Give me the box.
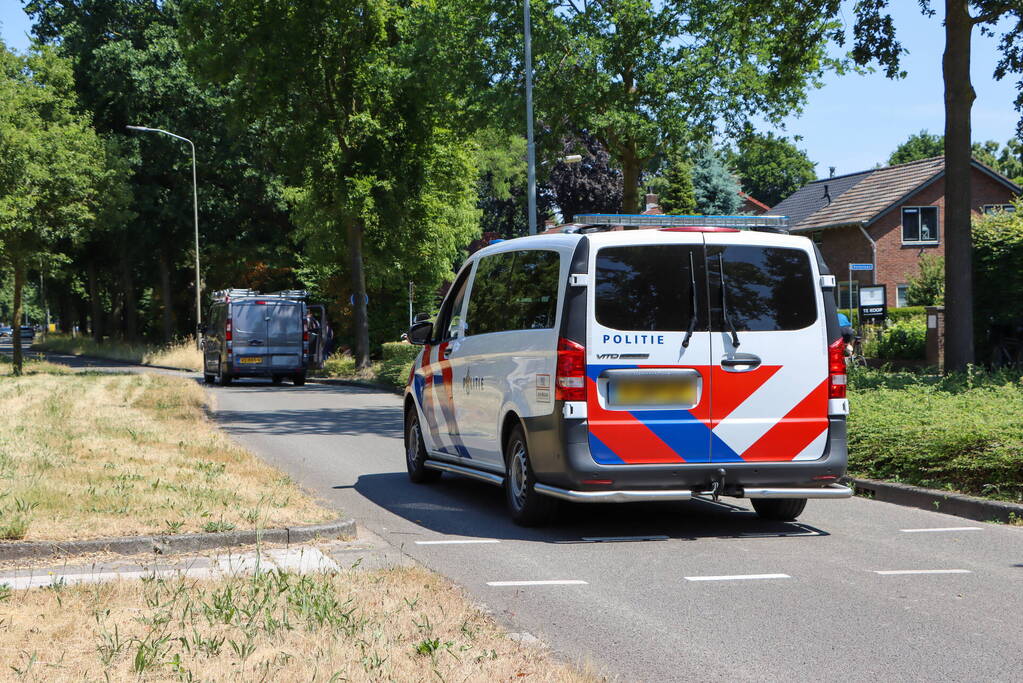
[848,263,873,329]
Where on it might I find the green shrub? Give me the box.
[863,318,926,360]
[973,202,1023,328]
[887,306,926,322]
[848,367,1023,502]
[321,351,357,378]
[377,342,420,388]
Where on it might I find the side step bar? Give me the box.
[534,484,693,503]
[424,460,504,486]
[740,484,853,499]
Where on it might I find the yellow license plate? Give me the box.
[609,378,697,406]
[238,356,264,364]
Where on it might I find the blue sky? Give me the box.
[2,1,1019,178]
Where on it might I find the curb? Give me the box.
[309,377,403,395]
[849,477,1023,524]
[0,519,356,563]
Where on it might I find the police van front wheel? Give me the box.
[751,498,806,521]
[405,409,441,484]
[504,425,557,526]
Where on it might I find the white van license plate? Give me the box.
[238,356,264,364]
[609,377,697,407]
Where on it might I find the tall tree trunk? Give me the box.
[621,143,641,214]
[87,260,103,343]
[942,0,976,371]
[158,251,175,342]
[11,255,24,376]
[120,251,138,342]
[346,217,371,369]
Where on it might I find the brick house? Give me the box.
[771,156,1020,308]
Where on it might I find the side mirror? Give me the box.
[407,320,433,345]
[413,312,432,323]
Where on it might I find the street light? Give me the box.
[524,0,537,235]
[126,125,202,339]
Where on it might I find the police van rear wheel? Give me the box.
[504,425,557,526]
[405,409,441,484]
[751,498,806,521]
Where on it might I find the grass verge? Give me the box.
[317,342,419,390]
[0,566,595,681]
[33,334,204,372]
[848,366,1023,503]
[0,371,332,541]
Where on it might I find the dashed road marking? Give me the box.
[873,569,972,576]
[415,539,501,545]
[899,527,982,533]
[487,580,588,587]
[683,573,790,582]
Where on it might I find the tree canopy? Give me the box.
[726,132,817,207]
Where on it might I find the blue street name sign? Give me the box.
[849,263,873,271]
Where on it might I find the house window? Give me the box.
[902,206,939,244]
[982,204,1015,214]
[896,284,909,308]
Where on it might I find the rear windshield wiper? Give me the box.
[681,251,698,348]
[717,253,740,348]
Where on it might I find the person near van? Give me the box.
[402,217,852,526]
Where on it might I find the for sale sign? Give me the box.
[859,284,887,322]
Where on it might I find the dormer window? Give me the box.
[902,206,939,244]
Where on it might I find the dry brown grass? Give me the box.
[0,372,332,541]
[0,566,597,682]
[33,335,204,372]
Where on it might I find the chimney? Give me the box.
[829,166,836,178]
[645,193,659,211]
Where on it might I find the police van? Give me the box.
[404,214,852,526]
[201,289,326,386]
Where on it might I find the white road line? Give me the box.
[580,535,670,542]
[486,580,588,587]
[415,539,501,545]
[900,527,983,533]
[873,569,973,575]
[683,573,790,582]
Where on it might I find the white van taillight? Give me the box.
[555,337,586,401]
[828,338,846,399]
[225,318,233,342]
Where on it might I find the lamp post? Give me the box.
[126,125,202,339]
[524,0,538,235]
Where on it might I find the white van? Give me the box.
[404,215,852,526]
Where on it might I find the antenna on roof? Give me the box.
[829,166,836,178]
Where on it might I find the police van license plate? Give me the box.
[609,377,697,407]
[238,356,263,364]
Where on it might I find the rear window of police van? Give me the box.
[595,244,816,332]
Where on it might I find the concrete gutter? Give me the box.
[0,519,356,564]
[849,477,1023,524]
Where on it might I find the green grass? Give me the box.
[848,366,1023,503]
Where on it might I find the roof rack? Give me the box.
[212,289,309,303]
[572,213,789,233]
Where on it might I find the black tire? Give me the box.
[271,375,284,385]
[217,363,232,386]
[292,373,306,386]
[405,408,441,483]
[751,498,807,521]
[203,373,215,385]
[504,425,558,526]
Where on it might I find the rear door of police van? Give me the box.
[703,233,829,463]
[585,231,714,465]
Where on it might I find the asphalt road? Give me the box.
[203,376,1023,682]
[13,349,1023,681]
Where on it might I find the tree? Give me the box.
[727,132,816,207]
[851,2,1023,370]
[657,148,697,215]
[888,130,945,165]
[906,254,945,306]
[544,132,622,223]
[692,147,741,215]
[0,42,104,374]
[480,1,846,213]
[180,0,482,368]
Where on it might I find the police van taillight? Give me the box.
[225,318,232,342]
[828,338,846,399]
[555,337,586,401]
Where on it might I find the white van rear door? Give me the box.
[585,233,714,464]
[703,235,829,463]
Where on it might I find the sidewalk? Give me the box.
[0,530,404,591]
